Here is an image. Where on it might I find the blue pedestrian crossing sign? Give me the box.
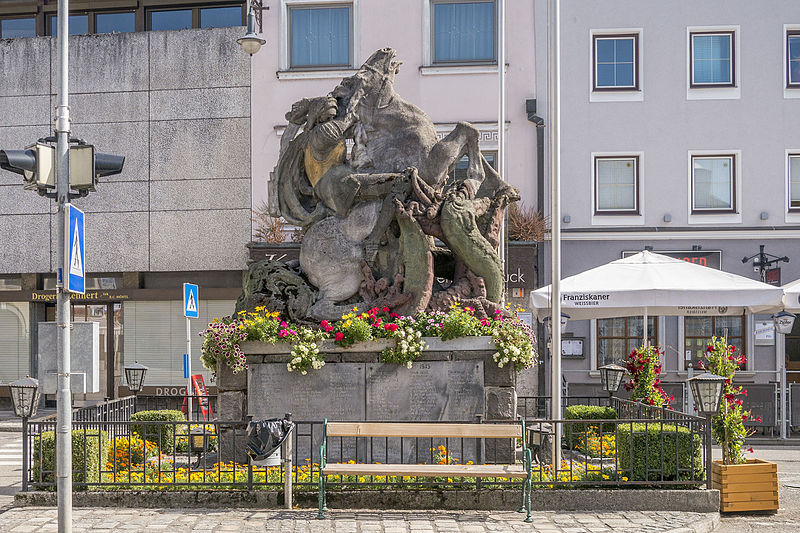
[183,283,199,318]
[65,204,85,294]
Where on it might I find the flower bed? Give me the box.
[201,304,536,375]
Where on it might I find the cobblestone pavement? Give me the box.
[0,508,718,532]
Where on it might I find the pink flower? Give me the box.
[382,307,390,313]
[280,321,287,327]
[278,329,288,338]
[335,332,344,341]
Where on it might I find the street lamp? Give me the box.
[238,0,265,55]
[773,311,796,439]
[688,372,726,487]
[9,376,40,492]
[598,363,625,402]
[124,362,147,413]
[543,312,570,338]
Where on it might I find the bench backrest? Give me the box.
[325,422,522,438]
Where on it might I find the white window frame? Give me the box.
[421,0,499,74]
[786,150,800,223]
[677,315,754,375]
[278,0,359,78]
[686,25,740,101]
[589,28,643,103]
[590,151,644,226]
[687,150,742,224]
[589,316,665,373]
[784,24,800,99]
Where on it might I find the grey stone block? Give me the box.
[149,27,248,90]
[150,118,249,180]
[51,32,149,94]
[486,387,516,420]
[0,214,51,273]
[515,366,538,397]
[149,178,250,211]
[483,437,515,464]
[68,180,149,213]
[218,390,246,421]
[0,126,55,186]
[68,91,149,124]
[0,37,50,97]
[49,211,150,273]
[149,209,250,271]
[217,360,247,391]
[0,96,50,127]
[0,184,51,215]
[218,427,249,464]
[150,87,250,121]
[483,357,516,387]
[69,121,149,183]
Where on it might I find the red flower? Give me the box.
[325,326,333,333]
[730,346,737,353]
[756,416,762,423]
[381,307,390,313]
[742,415,747,421]
[389,312,399,318]
[742,389,747,397]
[707,345,714,353]
[320,320,329,329]
[384,323,398,332]
[334,332,344,341]
[696,361,705,370]
[748,447,754,453]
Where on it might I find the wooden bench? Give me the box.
[317,420,533,521]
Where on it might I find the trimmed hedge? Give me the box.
[131,409,186,454]
[32,430,108,488]
[616,422,704,481]
[564,405,617,449]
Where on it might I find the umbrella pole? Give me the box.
[643,309,648,347]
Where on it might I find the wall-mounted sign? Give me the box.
[765,268,781,286]
[623,250,722,270]
[754,320,776,346]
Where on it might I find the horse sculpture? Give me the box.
[266,48,519,321]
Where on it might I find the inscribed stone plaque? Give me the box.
[365,361,484,421]
[247,363,365,421]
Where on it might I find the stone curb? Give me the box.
[15,488,720,513]
[665,512,720,533]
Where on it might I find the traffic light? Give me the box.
[0,142,124,195]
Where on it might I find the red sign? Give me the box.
[765,268,781,286]
[181,374,214,421]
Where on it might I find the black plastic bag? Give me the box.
[246,418,294,462]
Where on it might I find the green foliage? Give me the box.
[130,410,187,454]
[33,430,108,488]
[623,345,672,407]
[616,423,703,481]
[564,405,617,448]
[700,336,751,464]
[440,305,486,340]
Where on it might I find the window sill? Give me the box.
[686,86,740,100]
[590,90,643,103]
[786,211,800,223]
[784,86,800,99]
[591,214,645,226]
[276,68,358,80]
[687,212,741,225]
[419,64,502,76]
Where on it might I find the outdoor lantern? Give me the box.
[9,376,40,419]
[124,362,148,394]
[773,311,797,335]
[599,363,626,394]
[543,312,570,337]
[238,1,265,55]
[688,372,726,415]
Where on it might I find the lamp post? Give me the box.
[688,372,726,488]
[124,362,148,412]
[9,376,40,493]
[598,363,625,404]
[238,0,266,55]
[773,311,796,440]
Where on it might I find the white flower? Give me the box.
[286,363,292,371]
[498,362,504,368]
[301,370,307,375]
[415,331,422,338]
[406,362,413,369]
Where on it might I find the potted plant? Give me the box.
[700,337,778,513]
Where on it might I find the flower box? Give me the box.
[421,336,495,351]
[711,459,778,512]
[240,337,495,355]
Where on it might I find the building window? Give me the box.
[788,31,800,87]
[690,31,734,87]
[447,151,496,186]
[593,34,638,90]
[432,0,495,64]
[790,155,800,211]
[692,155,735,213]
[0,302,30,385]
[148,3,244,31]
[594,156,639,214]
[149,9,193,31]
[96,12,136,34]
[200,5,244,28]
[597,316,657,367]
[48,14,89,36]
[289,4,352,69]
[0,17,36,38]
[0,276,22,291]
[684,315,745,369]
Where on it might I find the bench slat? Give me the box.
[322,463,528,478]
[325,422,522,438]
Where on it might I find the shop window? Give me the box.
[0,276,22,291]
[0,303,31,384]
[289,4,352,68]
[431,0,495,64]
[597,316,657,367]
[593,34,638,90]
[684,315,745,370]
[0,17,35,38]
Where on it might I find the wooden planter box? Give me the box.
[711,459,778,512]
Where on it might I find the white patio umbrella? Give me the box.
[782,278,800,312]
[531,250,784,340]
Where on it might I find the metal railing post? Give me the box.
[284,412,293,509]
[22,416,29,492]
[705,413,713,489]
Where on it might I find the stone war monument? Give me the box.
[242,47,520,322]
[220,49,523,462]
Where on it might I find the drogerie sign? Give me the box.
[623,250,722,269]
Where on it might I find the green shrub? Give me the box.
[131,410,186,453]
[564,405,617,449]
[32,430,108,488]
[616,423,704,481]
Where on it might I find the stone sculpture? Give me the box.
[263,48,519,321]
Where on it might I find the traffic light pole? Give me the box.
[55,0,73,531]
